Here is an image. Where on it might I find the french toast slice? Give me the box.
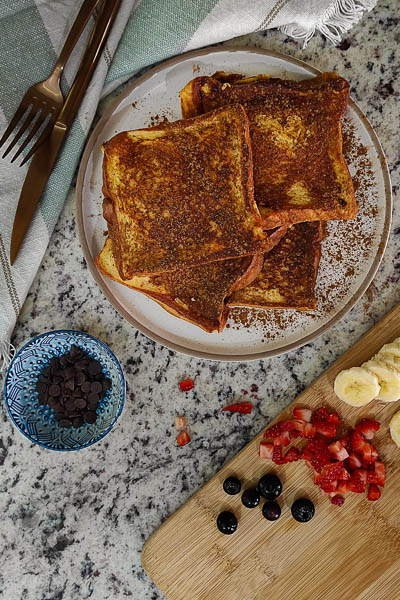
[101,104,266,280]
[96,228,287,333]
[228,222,323,311]
[180,72,357,230]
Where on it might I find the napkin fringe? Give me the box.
[280,0,377,47]
[0,337,15,372]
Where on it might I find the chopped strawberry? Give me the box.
[340,467,351,481]
[355,418,381,440]
[284,447,301,462]
[176,430,191,446]
[303,438,331,472]
[351,431,367,454]
[312,406,330,422]
[259,442,274,459]
[362,442,373,465]
[175,415,186,431]
[370,444,378,463]
[273,436,282,446]
[300,422,317,438]
[339,435,352,451]
[349,469,367,493]
[291,429,301,439]
[222,401,253,414]
[179,379,194,392]
[327,411,340,425]
[279,420,295,432]
[366,470,378,484]
[320,461,344,481]
[367,483,381,501]
[289,419,306,432]
[337,480,351,494]
[300,447,313,461]
[305,460,313,469]
[331,495,345,507]
[272,445,285,465]
[328,441,349,461]
[264,424,282,439]
[347,453,362,471]
[314,471,321,485]
[374,461,386,487]
[293,407,312,422]
[314,420,337,438]
[281,430,291,447]
[306,438,329,452]
[321,479,338,493]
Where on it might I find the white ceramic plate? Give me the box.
[76,47,391,361]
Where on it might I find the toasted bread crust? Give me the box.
[180,73,357,229]
[102,104,265,280]
[95,227,285,333]
[228,222,324,310]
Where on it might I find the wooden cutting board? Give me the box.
[142,305,400,600]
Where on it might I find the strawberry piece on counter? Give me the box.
[175,415,187,431]
[340,467,351,481]
[280,420,295,432]
[351,430,367,454]
[222,401,253,414]
[337,480,351,494]
[326,411,340,425]
[328,440,349,461]
[367,483,381,501]
[339,435,352,451]
[331,495,345,507]
[321,479,338,493]
[281,430,291,447]
[314,471,321,485]
[293,407,312,422]
[176,430,191,446]
[355,418,381,440]
[259,442,274,459]
[179,379,194,392]
[284,447,301,462]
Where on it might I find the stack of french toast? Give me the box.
[96,71,357,333]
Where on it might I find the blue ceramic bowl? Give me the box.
[3,330,125,451]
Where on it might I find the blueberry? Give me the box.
[291,498,315,522]
[262,501,281,521]
[241,488,260,508]
[258,474,282,500]
[223,476,241,495]
[217,511,237,535]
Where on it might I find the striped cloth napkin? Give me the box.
[0,0,377,369]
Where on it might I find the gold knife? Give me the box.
[10,0,121,265]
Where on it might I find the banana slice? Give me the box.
[376,351,400,372]
[363,359,400,402]
[389,409,400,448]
[378,342,400,358]
[334,367,380,406]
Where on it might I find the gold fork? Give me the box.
[0,0,101,166]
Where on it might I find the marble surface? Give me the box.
[1,2,399,598]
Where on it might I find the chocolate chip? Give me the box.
[84,411,97,424]
[36,382,47,395]
[73,389,83,397]
[76,372,86,386]
[65,379,75,392]
[73,416,84,428]
[48,398,61,410]
[75,359,88,370]
[81,381,91,393]
[88,360,101,376]
[54,412,65,422]
[75,398,87,410]
[91,381,102,394]
[87,392,99,404]
[59,419,72,428]
[42,367,51,376]
[49,384,60,397]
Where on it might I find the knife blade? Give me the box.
[10,0,121,265]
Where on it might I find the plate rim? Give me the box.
[75,46,392,362]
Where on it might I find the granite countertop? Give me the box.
[1,2,399,598]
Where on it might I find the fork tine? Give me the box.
[0,102,30,150]
[19,117,55,167]
[11,110,47,163]
[2,105,37,159]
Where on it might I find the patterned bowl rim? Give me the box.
[3,330,126,451]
